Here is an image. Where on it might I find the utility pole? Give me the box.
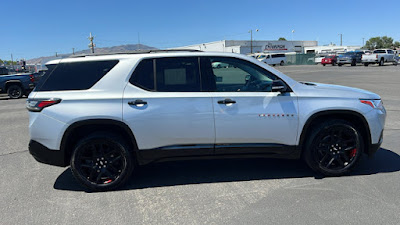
[138,32,140,50]
[249,29,259,54]
[88,32,95,53]
[362,38,365,47]
[11,54,14,70]
[338,33,343,46]
[72,48,75,55]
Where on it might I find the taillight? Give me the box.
[29,74,35,83]
[26,98,61,112]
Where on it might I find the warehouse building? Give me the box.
[174,40,318,54]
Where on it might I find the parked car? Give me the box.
[362,49,397,66]
[0,66,9,75]
[0,73,35,98]
[314,55,326,64]
[337,51,369,66]
[321,55,337,66]
[257,53,286,66]
[27,50,386,191]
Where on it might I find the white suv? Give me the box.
[27,50,386,191]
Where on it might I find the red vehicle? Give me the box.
[321,55,337,66]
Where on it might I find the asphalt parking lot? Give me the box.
[1,64,400,224]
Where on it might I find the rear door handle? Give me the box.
[218,99,236,104]
[128,99,147,106]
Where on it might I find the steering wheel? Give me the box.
[242,76,270,91]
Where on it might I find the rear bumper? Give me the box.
[362,59,378,63]
[29,140,67,167]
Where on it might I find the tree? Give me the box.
[363,36,397,49]
[278,37,287,41]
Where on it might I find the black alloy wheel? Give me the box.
[7,85,23,99]
[304,120,363,176]
[71,133,134,191]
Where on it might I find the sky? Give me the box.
[1,0,399,60]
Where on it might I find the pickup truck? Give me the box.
[362,49,397,66]
[0,73,35,99]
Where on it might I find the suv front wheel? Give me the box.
[70,132,134,191]
[303,119,363,176]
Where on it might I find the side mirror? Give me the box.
[271,80,288,92]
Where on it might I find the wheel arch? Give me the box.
[298,110,372,156]
[60,119,139,166]
[5,80,23,90]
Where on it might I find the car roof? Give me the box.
[45,50,255,65]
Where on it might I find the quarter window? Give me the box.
[36,60,119,91]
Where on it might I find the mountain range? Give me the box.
[27,44,158,64]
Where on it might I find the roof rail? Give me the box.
[69,49,202,58]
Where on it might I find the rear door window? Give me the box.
[36,60,118,91]
[155,57,201,92]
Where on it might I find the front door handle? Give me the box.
[128,99,147,106]
[218,99,236,104]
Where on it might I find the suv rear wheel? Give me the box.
[70,132,134,191]
[303,119,363,176]
[7,85,23,99]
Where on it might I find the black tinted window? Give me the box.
[36,60,118,91]
[155,57,201,92]
[272,54,285,58]
[129,59,154,91]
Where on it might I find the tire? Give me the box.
[303,119,364,176]
[379,58,384,66]
[272,64,276,66]
[7,85,23,99]
[364,63,369,67]
[280,61,284,66]
[322,64,326,66]
[351,60,356,66]
[338,63,343,67]
[70,132,134,191]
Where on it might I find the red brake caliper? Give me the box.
[104,179,113,184]
[349,148,357,158]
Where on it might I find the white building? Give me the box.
[174,40,318,54]
[303,45,362,54]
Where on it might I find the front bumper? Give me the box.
[367,130,383,156]
[29,140,67,167]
